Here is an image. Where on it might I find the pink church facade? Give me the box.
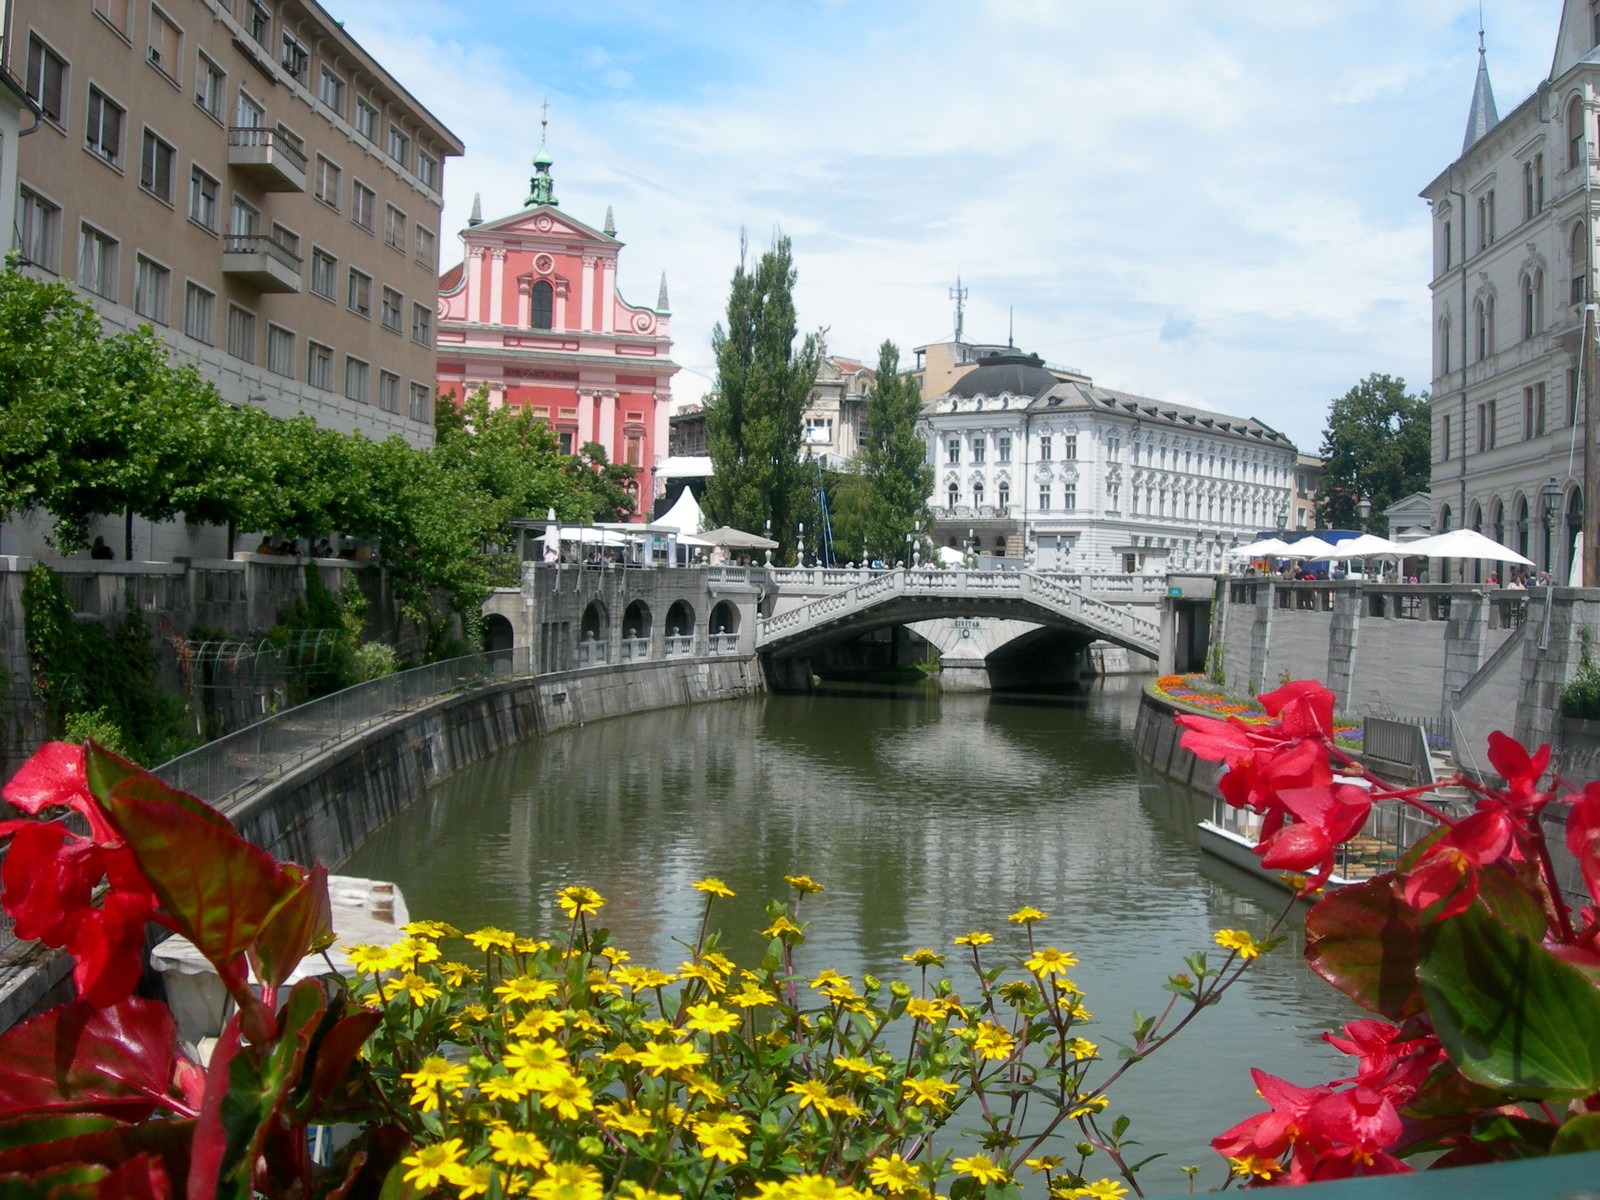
[435,141,676,518]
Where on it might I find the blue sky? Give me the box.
[331,0,1568,453]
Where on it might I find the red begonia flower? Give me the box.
[1212,1069,1327,1164]
[1323,1018,1445,1100]
[1485,731,1551,806]
[1565,781,1600,906]
[1258,679,1337,740]
[2,740,118,842]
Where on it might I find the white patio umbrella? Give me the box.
[1403,528,1534,566]
[1228,537,1296,558]
[1324,533,1406,559]
[1285,536,1342,558]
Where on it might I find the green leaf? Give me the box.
[1418,902,1600,1098]
[1305,877,1423,1019]
[0,998,182,1122]
[1552,1112,1600,1154]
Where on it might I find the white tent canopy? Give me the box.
[1323,533,1407,559]
[655,487,703,537]
[1403,528,1534,566]
[1284,536,1342,558]
[1227,537,1297,558]
[538,526,633,547]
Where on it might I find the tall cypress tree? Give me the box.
[705,233,819,557]
[860,341,933,563]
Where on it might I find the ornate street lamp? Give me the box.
[1543,477,1562,576]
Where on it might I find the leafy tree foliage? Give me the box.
[859,341,933,562]
[1315,373,1431,534]
[705,233,819,554]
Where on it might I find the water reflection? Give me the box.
[344,676,1358,1194]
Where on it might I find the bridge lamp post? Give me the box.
[1356,495,1372,531]
[1543,477,1561,576]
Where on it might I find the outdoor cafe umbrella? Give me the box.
[1284,535,1342,559]
[1324,533,1406,559]
[1227,537,1296,558]
[1402,528,1534,566]
[698,525,779,550]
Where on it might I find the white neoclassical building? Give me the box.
[1420,2,1600,581]
[921,352,1297,573]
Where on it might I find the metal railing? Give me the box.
[154,648,533,813]
[227,125,309,173]
[222,232,303,271]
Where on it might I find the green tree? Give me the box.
[704,233,819,554]
[1315,373,1431,533]
[859,341,933,562]
[564,442,639,523]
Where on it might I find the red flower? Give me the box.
[1401,807,1515,919]
[1257,781,1373,892]
[1486,731,1551,807]
[1565,780,1600,907]
[1258,680,1336,740]
[1302,1087,1410,1181]
[1323,1018,1445,1102]
[3,741,119,842]
[1212,1068,1327,1166]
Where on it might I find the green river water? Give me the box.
[343,675,1358,1194]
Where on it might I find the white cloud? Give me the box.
[327,0,1567,452]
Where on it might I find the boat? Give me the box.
[1196,778,1455,898]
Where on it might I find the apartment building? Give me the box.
[5,0,462,556]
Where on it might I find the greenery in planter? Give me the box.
[1562,630,1600,721]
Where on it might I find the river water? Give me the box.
[344,676,1358,1194]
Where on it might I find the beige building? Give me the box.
[1293,452,1323,531]
[802,349,874,468]
[4,0,461,558]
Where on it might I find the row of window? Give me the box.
[80,0,441,188]
[939,479,1274,526]
[939,431,1285,481]
[18,182,432,348]
[25,26,439,270]
[1439,377,1573,460]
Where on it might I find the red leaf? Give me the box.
[0,999,186,1122]
[187,1015,241,1200]
[1305,879,1424,1020]
[250,864,333,990]
[0,1121,190,1190]
[305,1007,382,1117]
[94,1154,173,1200]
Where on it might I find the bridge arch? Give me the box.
[581,600,609,645]
[710,599,741,636]
[623,599,652,640]
[482,613,515,654]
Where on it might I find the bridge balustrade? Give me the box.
[578,640,610,667]
[708,633,739,655]
[620,636,650,662]
[664,634,695,657]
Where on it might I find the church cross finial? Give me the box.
[526,98,559,208]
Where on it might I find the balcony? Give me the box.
[222,234,301,293]
[227,127,306,192]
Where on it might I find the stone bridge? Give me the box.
[756,568,1162,685]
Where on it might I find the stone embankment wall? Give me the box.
[1131,688,1222,794]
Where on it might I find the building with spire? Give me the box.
[435,115,677,518]
[1419,2,1600,582]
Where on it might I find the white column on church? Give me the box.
[601,259,617,333]
[578,256,595,331]
[598,392,617,459]
[465,248,485,323]
[488,249,506,325]
[578,390,596,444]
[554,284,567,331]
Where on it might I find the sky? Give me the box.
[328,0,1569,454]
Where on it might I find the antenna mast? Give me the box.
[949,276,968,344]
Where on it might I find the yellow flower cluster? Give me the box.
[349,880,1264,1199]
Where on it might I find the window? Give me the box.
[347,267,371,318]
[85,87,124,167]
[972,436,985,464]
[314,155,340,209]
[1039,485,1051,511]
[17,188,60,272]
[246,0,270,46]
[133,255,169,323]
[414,226,435,268]
[1443,220,1452,270]
[235,90,262,129]
[1107,435,1120,460]
[230,195,259,237]
[625,432,643,467]
[1572,95,1588,171]
[410,302,431,346]
[139,130,174,203]
[147,8,180,82]
[946,438,960,465]
[1525,382,1547,438]
[309,248,335,299]
[76,224,117,298]
[946,484,958,511]
[195,53,224,120]
[997,435,1011,463]
[378,370,400,413]
[225,303,256,362]
[317,67,344,115]
[93,0,130,34]
[386,123,409,168]
[344,356,368,403]
[380,286,402,332]
[409,382,430,423]
[1525,156,1546,221]
[266,324,294,376]
[354,97,377,142]
[188,164,219,230]
[1439,317,1452,375]
[183,281,214,343]
[1039,434,1052,461]
[1063,483,1076,511]
[351,181,375,231]
[417,151,438,190]
[997,482,1009,512]
[306,342,333,390]
[26,35,65,125]
[271,222,298,259]
[280,32,307,81]
[384,204,406,251]
[1106,482,1120,511]
[1441,413,1451,460]
[1063,433,1077,460]
[1523,274,1538,340]
[531,279,553,328]
[1477,399,1497,451]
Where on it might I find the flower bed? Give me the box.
[1154,674,1361,745]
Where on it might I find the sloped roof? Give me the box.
[1035,382,1295,448]
[948,353,1058,400]
[463,203,618,245]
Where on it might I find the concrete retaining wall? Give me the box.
[0,654,765,1032]
[1131,687,1223,795]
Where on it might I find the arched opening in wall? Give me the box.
[947,483,958,512]
[623,599,652,641]
[709,600,740,640]
[1514,495,1530,560]
[1491,498,1505,548]
[580,600,609,645]
[665,599,695,654]
[1569,94,1588,170]
[482,613,514,656]
[531,280,554,329]
[1567,487,1584,584]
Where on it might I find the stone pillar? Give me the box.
[578,391,596,445]
[579,255,596,331]
[1325,587,1362,712]
[1158,597,1177,675]
[597,392,617,459]
[465,248,486,323]
[601,258,616,332]
[488,249,506,325]
[1441,590,1488,724]
[1247,582,1276,696]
